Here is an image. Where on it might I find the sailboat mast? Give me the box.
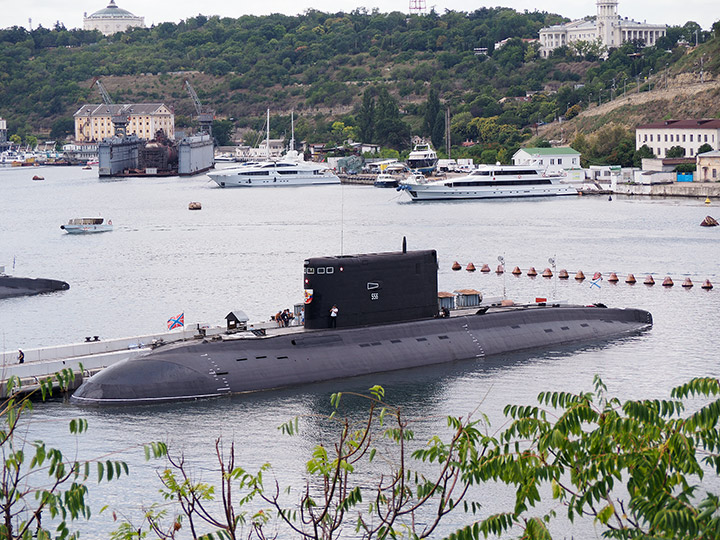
[290,111,295,152]
[266,108,270,160]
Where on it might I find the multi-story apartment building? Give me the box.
[74,103,174,142]
[539,1,666,58]
[635,119,720,158]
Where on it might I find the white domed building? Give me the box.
[83,1,145,35]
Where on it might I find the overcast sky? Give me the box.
[6,0,718,31]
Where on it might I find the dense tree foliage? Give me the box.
[0,11,716,155]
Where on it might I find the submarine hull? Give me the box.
[0,276,70,300]
[72,305,652,405]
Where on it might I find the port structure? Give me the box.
[184,80,215,138]
[90,78,131,137]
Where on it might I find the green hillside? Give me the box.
[1,10,718,163]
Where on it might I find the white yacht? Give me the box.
[208,159,340,188]
[398,164,577,201]
[60,217,113,234]
[208,110,339,188]
[406,142,438,174]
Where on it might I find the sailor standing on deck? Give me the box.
[329,305,339,328]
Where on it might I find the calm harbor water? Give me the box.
[1,163,720,538]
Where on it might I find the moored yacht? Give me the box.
[208,109,339,188]
[398,164,577,201]
[406,142,438,174]
[208,160,340,187]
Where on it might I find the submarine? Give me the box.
[71,248,652,405]
[0,274,70,300]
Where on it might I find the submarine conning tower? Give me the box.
[303,250,438,329]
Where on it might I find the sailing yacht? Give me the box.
[208,110,340,188]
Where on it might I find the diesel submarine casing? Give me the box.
[71,249,653,405]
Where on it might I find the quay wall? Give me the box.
[614,182,720,198]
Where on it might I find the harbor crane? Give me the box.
[90,78,130,138]
[184,80,214,138]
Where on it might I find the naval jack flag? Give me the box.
[167,312,185,330]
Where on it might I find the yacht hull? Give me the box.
[209,175,340,188]
[402,184,577,200]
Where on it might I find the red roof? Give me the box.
[637,119,720,130]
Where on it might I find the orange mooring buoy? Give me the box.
[682,277,693,288]
[662,277,674,287]
[496,264,504,274]
[542,268,553,278]
[527,267,538,277]
[452,261,462,271]
[480,263,491,273]
[644,275,655,286]
[575,270,585,281]
[466,262,476,272]
[702,279,713,290]
[626,273,636,284]
[608,272,619,283]
[512,266,522,275]
[559,269,569,279]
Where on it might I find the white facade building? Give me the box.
[0,117,6,143]
[635,119,720,158]
[513,147,585,181]
[83,1,144,35]
[513,147,581,169]
[539,1,666,58]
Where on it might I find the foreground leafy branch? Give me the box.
[113,377,720,540]
[1,371,167,540]
[471,376,720,539]
[123,385,489,540]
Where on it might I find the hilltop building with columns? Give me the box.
[83,1,144,35]
[539,1,666,58]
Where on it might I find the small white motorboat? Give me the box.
[60,218,113,234]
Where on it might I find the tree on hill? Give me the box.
[373,87,410,149]
[357,88,375,143]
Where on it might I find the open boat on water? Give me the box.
[60,218,113,234]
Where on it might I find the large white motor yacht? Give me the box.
[398,164,577,201]
[208,109,339,188]
[406,142,438,174]
[208,159,340,188]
